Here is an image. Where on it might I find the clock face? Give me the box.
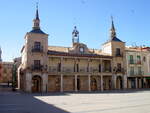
[79,47,84,53]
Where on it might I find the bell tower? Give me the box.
[102,17,127,89]
[19,3,49,93]
[72,26,79,45]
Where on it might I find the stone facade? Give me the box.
[0,62,13,83]
[18,7,150,93]
[126,47,150,89]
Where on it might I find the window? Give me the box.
[76,64,79,72]
[129,55,134,64]
[34,60,40,67]
[79,47,84,53]
[138,67,142,75]
[137,55,141,64]
[143,56,146,62]
[34,42,41,49]
[116,48,121,56]
[99,64,101,72]
[58,63,61,72]
[130,67,134,75]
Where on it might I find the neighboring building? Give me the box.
[0,62,13,83]
[0,48,21,85]
[18,7,128,93]
[126,47,150,89]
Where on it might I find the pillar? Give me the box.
[42,73,48,92]
[88,74,91,92]
[60,57,63,72]
[112,75,116,89]
[26,72,32,92]
[135,77,138,89]
[61,74,63,92]
[17,67,21,89]
[75,74,77,92]
[123,75,127,89]
[101,75,103,91]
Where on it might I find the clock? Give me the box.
[79,47,84,53]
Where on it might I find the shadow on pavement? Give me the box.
[0,92,70,113]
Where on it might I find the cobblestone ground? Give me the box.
[1,89,150,113]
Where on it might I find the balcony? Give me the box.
[63,67,74,73]
[129,60,142,65]
[32,65,43,71]
[32,46,43,53]
[129,60,135,64]
[116,68,124,73]
[49,66,58,73]
[115,53,123,57]
[102,67,111,73]
[48,66,105,74]
[129,71,144,76]
[90,68,99,73]
[136,60,141,65]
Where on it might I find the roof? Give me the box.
[29,29,46,34]
[47,50,112,58]
[48,46,69,52]
[48,50,112,58]
[110,37,123,42]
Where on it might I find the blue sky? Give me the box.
[0,0,150,61]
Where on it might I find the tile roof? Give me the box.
[29,29,46,34]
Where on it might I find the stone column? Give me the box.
[112,75,116,89]
[42,73,48,92]
[75,74,77,92]
[88,74,91,92]
[17,67,21,89]
[135,77,138,89]
[26,72,32,92]
[101,75,103,91]
[61,74,63,92]
[60,57,63,72]
[123,75,127,89]
[139,78,141,88]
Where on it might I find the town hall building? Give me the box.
[18,7,150,93]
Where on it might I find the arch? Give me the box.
[32,75,42,92]
[91,78,97,91]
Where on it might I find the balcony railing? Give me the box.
[129,60,142,65]
[136,60,141,65]
[102,67,111,73]
[129,60,135,64]
[116,68,124,73]
[32,65,43,71]
[62,67,74,73]
[129,71,144,76]
[32,46,43,53]
[115,53,123,57]
[49,66,58,73]
[90,68,99,73]
[48,66,111,73]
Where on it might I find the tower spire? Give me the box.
[36,2,39,20]
[110,16,116,39]
[33,2,40,30]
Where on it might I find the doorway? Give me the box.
[32,75,42,92]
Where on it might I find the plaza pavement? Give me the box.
[0,89,150,113]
